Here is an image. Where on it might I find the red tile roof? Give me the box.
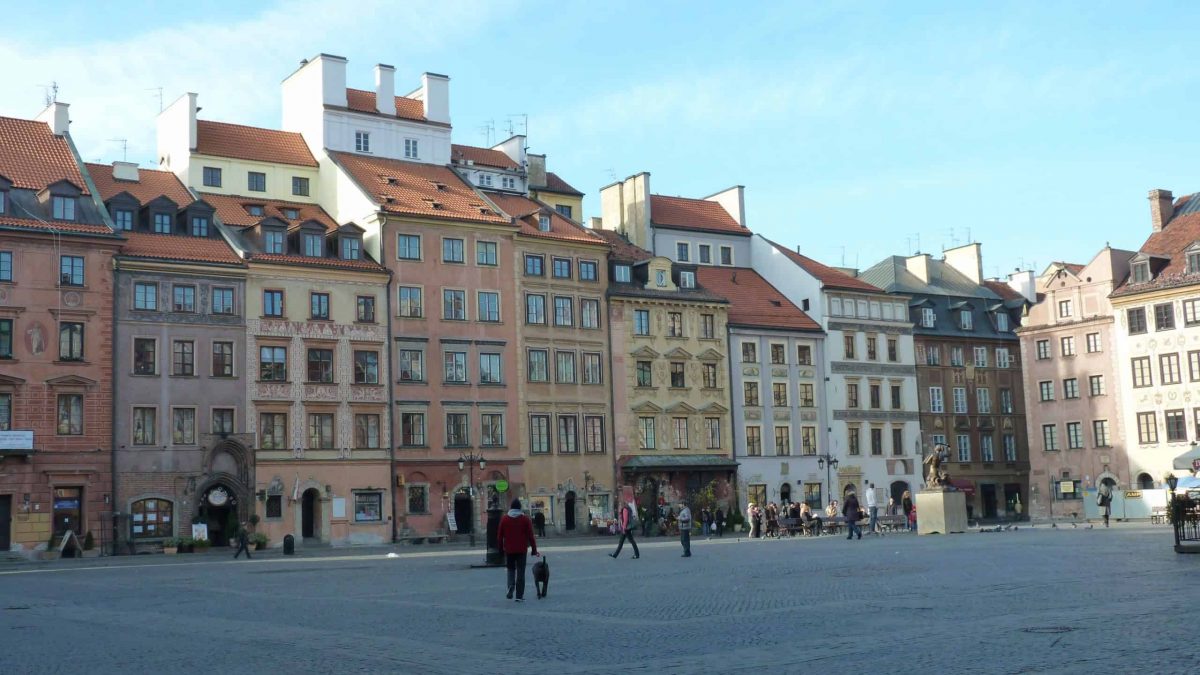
[0,115,89,193]
[1113,194,1200,296]
[86,163,194,206]
[650,195,747,236]
[982,279,1025,302]
[119,231,242,265]
[766,239,885,293]
[539,172,583,196]
[345,88,427,123]
[250,252,386,273]
[591,230,653,263]
[451,144,519,170]
[330,151,511,225]
[195,120,318,167]
[485,192,604,245]
[200,193,339,231]
[696,267,821,331]
[0,216,113,236]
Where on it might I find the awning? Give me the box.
[1173,444,1200,471]
[621,455,739,471]
[0,448,37,457]
[949,478,976,496]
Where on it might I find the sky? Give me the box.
[3,0,1198,278]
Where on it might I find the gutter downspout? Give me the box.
[110,259,120,555]
[383,217,398,544]
[723,316,739,516]
[605,289,619,512]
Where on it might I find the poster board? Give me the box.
[332,497,346,519]
[446,511,458,532]
[191,524,209,541]
[56,531,80,554]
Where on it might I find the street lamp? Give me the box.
[817,454,839,508]
[457,452,486,547]
[1167,473,1180,550]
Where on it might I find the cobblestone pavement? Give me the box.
[1,525,1195,674]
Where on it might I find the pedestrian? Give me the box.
[843,491,862,540]
[639,505,651,537]
[1097,484,1113,527]
[865,482,878,534]
[609,501,640,559]
[715,507,725,537]
[747,502,759,538]
[678,501,693,557]
[700,508,711,538]
[886,496,896,516]
[902,490,915,532]
[233,522,251,559]
[532,509,547,538]
[497,498,539,602]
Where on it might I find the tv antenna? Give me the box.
[109,138,128,162]
[39,81,59,107]
[147,87,164,112]
[478,119,495,146]
[506,113,528,138]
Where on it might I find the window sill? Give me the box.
[257,380,291,384]
[304,381,337,386]
[308,318,333,323]
[354,320,379,325]
[443,381,470,386]
[210,375,236,380]
[479,382,506,387]
[169,374,198,379]
[481,445,508,450]
[353,382,384,387]
[54,360,89,365]
[555,381,578,385]
[396,380,427,385]
[445,445,473,450]
[398,445,429,450]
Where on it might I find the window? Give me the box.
[742,342,758,363]
[581,299,600,329]
[996,313,1009,332]
[695,244,712,265]
[770,382,790,408]
[1160,353,1182,384]
[0,320,10,359]
[555,351,576,383]
[1131,357,1153,387]
[1038,381,1054,402]
[173,286,196,313]
[406,485,428,515]
[307,348,334,383]
[675,242,690,262]
[843,333,856,359]
[920,307,936,328]
[356,295,376,323]
[1166,409,1187,442]
[211,408,234,436]
[869,383,882,409]
[172,408,196,445]
[132,338,157,375]
[798,383,815,407]
[634,310,650,336]
[679,271,695,289]
[929,386,944,413]
[671,362,686,388]
[398,287,423,318]
[1127,307,1147,334]
[128,498,174,540]
[284,175,309,197]
[1063,421,1083,450]
[539,215,551,231]
[190,216,209,237]
[171,340,194,376]
[60,255,84,286]
[1137,412,1158,444]
[353,351,379,384]
[478,292,500,322]
[582,353,602,384]
[1088,374,1105,396]
[480,353,502,384]
[263,229,284,254]
[636,360,653,387]
[790,426,812,456]
[0,251,10,282]
[892,427,905,457]
[703,417,721,449]
[444,351,467,383]
[153,212,172,234]
[257,290,282,319]
[1036,340,1051,360]
[353,492,383,523]
[951,347,964,367]
[925,345,941,366]
[404,138,418,158]
[1063,378,1079,399]
[559,415,579,453]
[997,388,1012,414]
[1184,299,1200,327]
[524,255,544,276]
[522,294,547,325]
[1058,299,1072,318]
[1154,303,1175,331]
[397,234,422,260]
[57,394,83,435]
[848,426,861,455]
[530,415,551,453]
[847,383,859,408]
[959,310,973,330]
[745,426,762,456]
[887,338,898,362]
[203,166,222,187]
[476,241,498,266]
[996,348,1011,368]
[977,388,992,413]
[258,346,287,381]
[667,312,684,337]
[440,238,465,264]
[703,363,718,388]
[553,296,574,326]
[766,343,785,365]
[258,413,287,449]
[481,414,504,447]
[614,265,631,283]
[1054,480,1083,501]
[247,172,266,192]
[445,413,469,446]
[555,203,572,218]
[58,322,83,361]
[52,195,76,221]
[133,282,157,311]
[206,287,234,315]
[797,345,812,365]
[1003,433,1016,461]
[355,131,371,153]
[866,336,878,361]
[247,205,266,217]
[401,412,426,446]
[744,381,760,406]
[1092,419,1110,447]
[775,426,791,456]
[579,260,598,281]
[113,208,133,230]
[341,237,361,260]
[132,407,157,445]
[872,428,884,456]
[720,246,733,265]
[398,349,425,382]
[552,258,571,279]
[1086,333,1102,353]
[442,289,466,320]
[581,416,605,454]
[951,387,967,413]
[308,413,335,448]
[528,350,549,382]
[308,292,329,320]
[957,434,971,462]
[974,346,988,367]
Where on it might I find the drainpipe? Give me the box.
[110,259,120,555]
[384,221,398,544]
[723,311,738,514]
[605,292,618,513]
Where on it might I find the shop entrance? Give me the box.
[564,491,576,531]
[53,487,83,535]
[302,488,320,539]
[981,484,999,520]
[454,491,473,534]
[199,484,238,547]
[0,495,11,549]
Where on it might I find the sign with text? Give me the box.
[0,430,34,450]
[446,512,458,532]
[1124,491,1143,499]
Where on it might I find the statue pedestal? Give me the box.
[916,489,967,535]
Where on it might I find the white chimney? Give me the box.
[420,72,450,124]
[36,101,70,136]
[112,161,139,182]
[493,135,526,172]
[156,92,197,174]
[1007,269,1036,302]
[904,253,931,283]
[705,185,746,228]
[1150,189,1174,233]
[375,64,396,116]
[943,242,983,285]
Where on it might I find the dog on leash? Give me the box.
[531,555,549,599]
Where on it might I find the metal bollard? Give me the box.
[283,534,295,555]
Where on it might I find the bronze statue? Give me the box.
[924,443,951,488]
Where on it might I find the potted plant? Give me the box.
[41,531,61,561]
[193,537,210,553]
[252,532,269,551]
[81,531,100,558]
[178,537,194,553]
[162,537,179,555]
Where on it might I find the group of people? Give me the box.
[635,504,728,538]
[744,487,918,539]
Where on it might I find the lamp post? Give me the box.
[1167,473,1180,550]
[817,454,839,508]
[457,452,486,548]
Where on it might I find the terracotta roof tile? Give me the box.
[86,163,194,207]
[119,231,241,265]
[250,252,386,272]
[200,193,338,231]
[538,172,583,196]
[591,230,653,263]
[0,115,89,193]
[981,279,1024,302]
[451,144,519,170]
[0,216,113,236]
[345,88,427,123]
[330,151,511,225]
[1113,194,1200,296]
[485,192,604,245]
[195,120,317,167]
[696,267,821,331]
[650,194,746,236]
[766,238,885,293]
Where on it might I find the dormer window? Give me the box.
[282,208,299,220]
[502,176,515,190]
[656,270,667,287]
[680,271,696,289]
[246,205,265,217]
[1188,251,1200,274]
[538,215,551,232]
[52,195,75,221]
[263,229,284,254]
[153,213,172,234]
[356,131,371,153]
[479,173,493,187]
[341,237,361,260]
[0,189,6,214]
[1132,262,1150,284]
[114,209,134,230]
[190,216,209,237]
[615,265,631,283]
[996,313,1009,332]
[921,307,935,327]
[960,310,973,330]
[404,138,418,159]
[302,232,323,257]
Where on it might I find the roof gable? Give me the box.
[0,116,89,193]
[764,237,883,293]
[87,163,195,207]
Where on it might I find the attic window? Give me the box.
[282,208,299,220]
[538,215,551,232]
[996,312,1009,332]
[478,207,492,216]
[680,271,695,289]
[52,195,76,221]
[422,198,443,210]
[430,181,447,192]
[385,177,398,185]
[959,310,973,331]
[1188,252,1200,274]
[246,204,265,217]
[1131,262,1150,284]
[770,300,782,307]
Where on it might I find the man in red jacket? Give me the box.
[497,498,539,602]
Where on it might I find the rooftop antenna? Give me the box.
[607,168,617,182]
[966,227,972,243]
[840,246,846,267]
[503,118,514,138]
[915,232,921,253]
[478,119,495,146]
[109,138,128,162]
[506,113,528,138]
[147,87,163,113]
[39,81,59,107]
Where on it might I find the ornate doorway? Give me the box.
[302,488,320,539]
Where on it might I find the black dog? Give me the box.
[531,556,549,599]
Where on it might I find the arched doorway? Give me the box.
[1137,472,1154,489]
[301,488,321,539]
[454,490,473,534]
[197,484,240,547]
[779,483,792,504]
[890,481,909,512]
[564,491,576,531]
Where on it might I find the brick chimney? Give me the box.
[1150,189,1174,233]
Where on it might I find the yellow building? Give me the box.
[528,154,584,224]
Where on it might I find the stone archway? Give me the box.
[292,479,330,544]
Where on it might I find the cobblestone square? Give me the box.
[1,525,1195,674]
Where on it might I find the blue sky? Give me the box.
[3,0,1198,277]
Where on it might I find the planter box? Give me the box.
[163,547,178,555]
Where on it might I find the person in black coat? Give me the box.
[842,493,862,540]
[233,522,251,559]
[532,510,547,538]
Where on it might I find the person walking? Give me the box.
[715,507,725,537]
[1097,484,1113,527]
[747,503,759,538]
[610,501,640,559]
[497,498,539,602]
[843,491,862,540]
[902,490,915,532]
[701,508,712,538]
[865,482,878,534]
[233,522,251,559]
[532,509,547,538]
[678,501,693,557]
